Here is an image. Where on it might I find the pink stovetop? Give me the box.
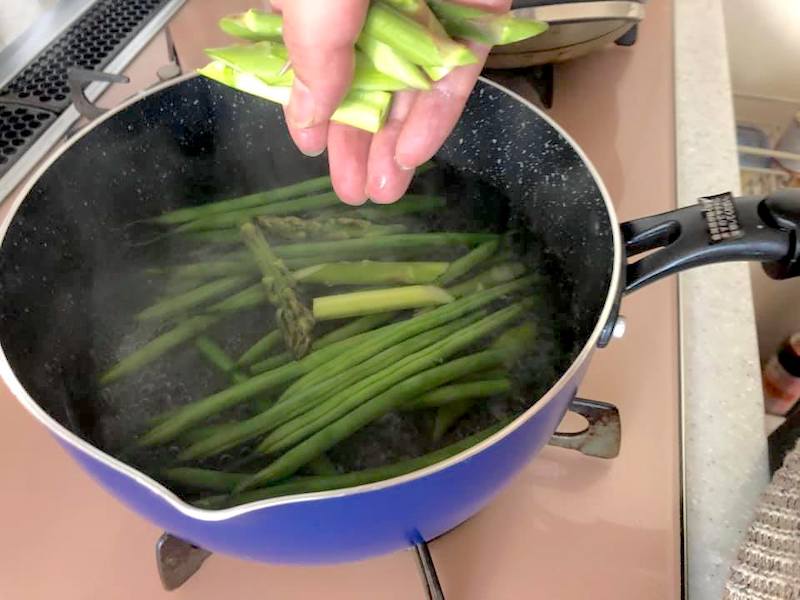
[0,1,680,598]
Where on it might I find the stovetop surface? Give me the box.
[0,1,681,598]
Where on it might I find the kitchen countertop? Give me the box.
[2,2,681,599]
[673,1,771,598]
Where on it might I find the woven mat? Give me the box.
[723,439,800,600]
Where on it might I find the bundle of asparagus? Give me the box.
[198,2,548,132]
[102,168,542,508]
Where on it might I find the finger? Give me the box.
[282,105,328,157]
[269,0,282,10]
[282,0,368,130]
[394,42,490,170]
[365,91,417,203]
[327,123,372,205]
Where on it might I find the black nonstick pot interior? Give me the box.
[0,76,615,481]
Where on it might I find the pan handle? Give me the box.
[621,188,800,293]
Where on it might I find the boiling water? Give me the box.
[89,162,574,500]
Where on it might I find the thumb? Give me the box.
[282,0,369,129]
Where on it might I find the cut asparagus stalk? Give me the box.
[205,42,293,86]
[313,285,454,320]
[240,222,315,358]
[427,0,549,46]
[379,0,456,81]
[206,42,406,92]
[198,61,392,133]
[356,33,431,90]
[149,176,332,226]
[256,216,405,241]
[99,316,219,386]
[219,9,283,41]
[437,239,499,285]
[362,2,477,68]
[294,261,449,286]
[135,275,252,322]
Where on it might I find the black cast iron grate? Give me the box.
[0,0,173,179]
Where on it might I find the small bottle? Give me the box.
[762,332,800,416]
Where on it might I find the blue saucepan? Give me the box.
[0,74,798,564]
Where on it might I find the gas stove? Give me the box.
[0,2,682,599]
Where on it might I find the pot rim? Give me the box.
[0,72,623,521]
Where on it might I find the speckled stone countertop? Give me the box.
[674,1,770,598]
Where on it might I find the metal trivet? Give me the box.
[155,399,621,597]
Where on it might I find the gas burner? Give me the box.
[154,399,620,597]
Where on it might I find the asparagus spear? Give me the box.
[295,261,448,286]
[162,467,248,492]
[179,316,477,460]
[139,277,533,446]
[448,262,527,297]
[240,222,315,359]
[249,313,398,374]
[307,454,339,476]
[174,192,342,233]
[99,316,219,386]
[427,0,549,46]
[237,345,521,491]
[273,233,498,259]
[282,275,533,400]
[403,379,510,410]
[149,176,332,226]
[196,421,506,506]
[432,398,474,442]
[437,239,499,286]
[255,303,525,456]
[351,195,446,220]
[236,331,282,367]
[195,336,248,383]
[256,216,405,241]
[313,285,453,320]
[135,275,252,322]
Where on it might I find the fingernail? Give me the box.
[302,147,325,158]
[287,78,315,129]
[395,159,415,171]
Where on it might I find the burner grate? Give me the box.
[0,104,56,176]
[0,0,171,113]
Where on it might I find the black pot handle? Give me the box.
[621,188,800,293]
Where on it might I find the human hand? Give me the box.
[270,0,511,205]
